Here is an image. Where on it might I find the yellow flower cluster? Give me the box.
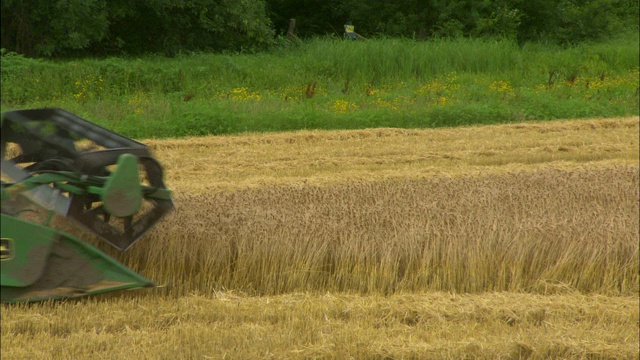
[215,85,330,102]
[127,91,147,115]
[367,88,382,96]
[418,79,446,95]
[330,99,358,113]
[417,73,461,96]
[228,87,261,101]
[73,75,104,103]
[372,96,412,111]
[415,72,460,106]
[436,96,450,106]
[488,80,513,94]
[374,98,397,111]
[538,69,638,99]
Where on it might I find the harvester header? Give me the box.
[1,108,173,302]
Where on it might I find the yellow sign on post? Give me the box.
[344,22,356,40]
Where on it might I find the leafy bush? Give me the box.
[1,0,274,58]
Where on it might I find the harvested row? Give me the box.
[2,292,637,359]
[147,117,639,193]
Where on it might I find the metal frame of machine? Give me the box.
[1,108,173,302]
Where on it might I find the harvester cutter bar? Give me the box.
[1,108,174,251]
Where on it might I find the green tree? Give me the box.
[508,0,636,44]
[1,0,109,57]
[2,0,274,57]
[102,0,275,56]
[266,0,344,37]
[265,0,637,44]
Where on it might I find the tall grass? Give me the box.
[300,38,530,83]
[2,37,638,137]
[112,165,637,297]
[4,37,637,93]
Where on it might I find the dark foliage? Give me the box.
[1,0,637,58]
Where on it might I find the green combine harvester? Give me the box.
[1,108,173,303]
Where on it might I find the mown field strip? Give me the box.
[146,117,638,193]
[2,292,637,359]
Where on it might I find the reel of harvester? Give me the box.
[1,108,173,302]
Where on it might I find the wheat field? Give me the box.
[2,117,639,359]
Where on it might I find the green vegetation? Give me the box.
[2,37,638,139]
[3,0,638,57]
[1,0,274,57]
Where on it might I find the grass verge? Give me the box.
[2,37,638,138]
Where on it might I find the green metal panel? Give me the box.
[0,214,154,303]
[101,154,143,217]
[0,215,55,287]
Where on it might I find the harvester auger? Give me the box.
[1,108,173,303]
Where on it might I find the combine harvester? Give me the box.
[1,108,173,302]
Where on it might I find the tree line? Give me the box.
[2,0,638,58]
